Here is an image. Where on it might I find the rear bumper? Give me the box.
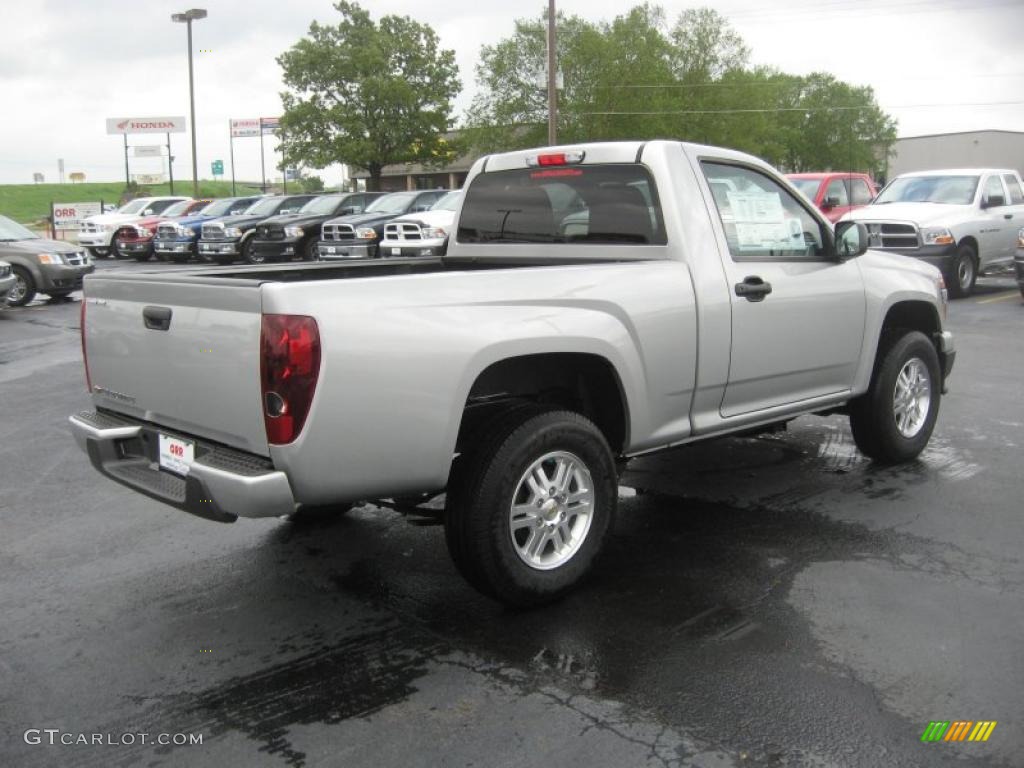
[69,410,296,523]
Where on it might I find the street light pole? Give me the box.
[171,9,207,198]
[547,0,557,146]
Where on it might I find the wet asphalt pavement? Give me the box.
[1,259,1022,768]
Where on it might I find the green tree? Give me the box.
[277,1,461,190]
[299,174,325,192]
[466,4,897,175]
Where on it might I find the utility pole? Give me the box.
[547,0,558,146]
[171,9,207,197]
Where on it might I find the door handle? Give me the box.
[142,305,172,331]
[734,276,773,302]
[1004,213,1014,219]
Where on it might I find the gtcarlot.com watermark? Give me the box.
[24,729,203,747]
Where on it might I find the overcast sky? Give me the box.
[3,0,1023,187]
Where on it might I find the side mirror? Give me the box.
[835,221,869,259]
[823,196,841,209]
[983,194,1005,209]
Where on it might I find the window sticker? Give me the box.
[727,191,801,251]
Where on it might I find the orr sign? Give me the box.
[106,116,186,135]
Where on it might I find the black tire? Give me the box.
[133,250,153,262]
[445,406,617,607]
[946,243,977,298]
[7,266,36,306]
[303,238,318,261]
[849,330,941,464]
[46,291,74,301]
[243,238,265,265]
[112,233,133,259]
[283,503,353,525]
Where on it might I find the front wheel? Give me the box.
[946,243,977,298]
[445,407,617,606]
[7,266,36,306]
[243,238,264,265]
[303,238,319,261]
[849,330,941,464]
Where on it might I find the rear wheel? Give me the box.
[7,266,36,306]
[946,243,977,298]
[444,406,617,606]
[849,330,941,464]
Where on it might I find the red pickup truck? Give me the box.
[786,173,878,223]
[112,199,210,261]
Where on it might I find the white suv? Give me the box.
[77,196,189,257]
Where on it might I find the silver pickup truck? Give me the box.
[69,141,956,606]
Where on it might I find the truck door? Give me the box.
[978,174,1012,267]
[699,160,867,418]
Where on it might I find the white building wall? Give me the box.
[890,130,1024,179]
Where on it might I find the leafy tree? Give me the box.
[277,1,461,190]
[466,4,897,176]
[299,174,325,192]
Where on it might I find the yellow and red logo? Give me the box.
[921,721,997,742]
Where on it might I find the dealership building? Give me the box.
[888,129,1024,179]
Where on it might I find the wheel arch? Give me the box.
[457,352,631,456]
[957,235,979,261]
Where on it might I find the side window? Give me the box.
[700,161,828,261]
[1002,174,1024,204]
[345,195,365,213]
[848,178,873,205]
[824,179,849,207]
[416,193,440,210]
[984,176,1006,206]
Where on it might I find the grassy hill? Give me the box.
[0,180,264,224]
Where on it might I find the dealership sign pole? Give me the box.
[107,117,185,190]
[230,118,261,194]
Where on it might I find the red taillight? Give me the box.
[528,151,585,167]
[80,300,91,392]
[260,314,321,445]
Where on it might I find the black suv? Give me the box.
[249,193,385,263]
[197,194,317,264]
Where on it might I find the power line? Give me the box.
[578,100,1024,115]
[594,72,1024,90]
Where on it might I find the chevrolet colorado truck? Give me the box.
[843,168,1024,297]
[378,190,462,258]
[318,190,448,260]
[153,197,260,263]
[250,193,383,263]
[787,172,877,223]
[69,141,955,606]
[198,195,317,265]
[78,197,189,258]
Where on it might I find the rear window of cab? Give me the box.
[457,164,667,245]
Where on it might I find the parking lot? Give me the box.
[1,259,1021,768]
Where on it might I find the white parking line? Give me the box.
[976,291,1020,304]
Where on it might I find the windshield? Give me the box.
[244,197,281,216]
[875,175,979,205]
[789,179,821,199]
[432,191,462,211]
[0,214,38,240]
[118,200,147,215]
[200,198,249,217]
[366,193,417,214]
[161,200,194,217]
[299,196,346,215]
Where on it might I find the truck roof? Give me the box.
[895,168,1016,178]
[476,140,770,174]
[786,172,873,180]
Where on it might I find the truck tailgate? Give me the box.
[82,275,268,456]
